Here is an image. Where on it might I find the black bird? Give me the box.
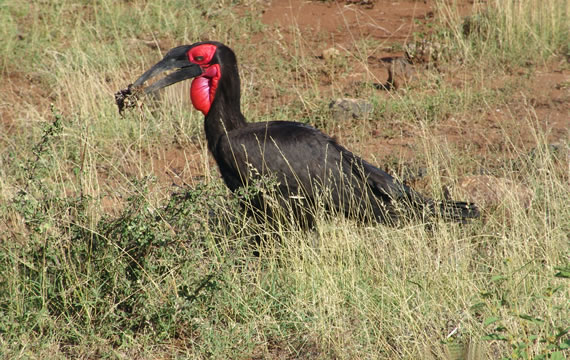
[123,41,479,227]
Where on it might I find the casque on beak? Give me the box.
[133,45,203,94]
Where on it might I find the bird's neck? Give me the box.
[203,67,246,154]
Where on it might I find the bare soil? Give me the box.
[1,72,53,131]
[259,0,569,163]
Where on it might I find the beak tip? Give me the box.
[132,77,145,87]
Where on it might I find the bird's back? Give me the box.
[212,121,425,224]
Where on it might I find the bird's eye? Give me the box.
[194,56,204,62]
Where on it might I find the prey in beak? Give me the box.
[114,45,203,114]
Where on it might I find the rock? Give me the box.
[404,40,444,64]
[321,48,340,63]
[455,175,533,210]
[346,0,375,8]
[329,98,373,121]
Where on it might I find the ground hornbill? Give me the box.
[118,41,479,227]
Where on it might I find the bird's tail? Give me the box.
[433,200,480,223]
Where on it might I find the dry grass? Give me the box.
[0,0,568,359]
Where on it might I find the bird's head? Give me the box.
[132,41,233,115]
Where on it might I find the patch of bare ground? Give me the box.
[0,71,53,132]
[431,64,569,156]
[257,0,568,160]
[257,0,438,89]
[94,143,216,214]
[124,143,212,186]
[261,0,436,42]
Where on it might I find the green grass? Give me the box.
[1,0,569,358]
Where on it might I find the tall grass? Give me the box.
[437,0,569,66]
[1,0,568,358]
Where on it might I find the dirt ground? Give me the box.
[258,0,569,155]
[2,0,568,187]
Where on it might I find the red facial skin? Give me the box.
[188,44,219,115]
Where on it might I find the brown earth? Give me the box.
[259,0,568,157]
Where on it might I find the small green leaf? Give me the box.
[555,326,569,339]
[484,317,500,326]
[491,275,507,282]
[470,302,486,311]
[548,351,565,360]
[482,333,508,341]
[519,314,544,323]
[543,285,564,297]
[554,266,570,278]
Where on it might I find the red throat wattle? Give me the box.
[190,64,220,115]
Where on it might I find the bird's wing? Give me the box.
[330,141,424,201]
[216,121,417,202]
[215,121,332,193]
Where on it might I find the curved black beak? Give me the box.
[133,46,203,94]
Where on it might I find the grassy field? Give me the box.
[1,0,568,358]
